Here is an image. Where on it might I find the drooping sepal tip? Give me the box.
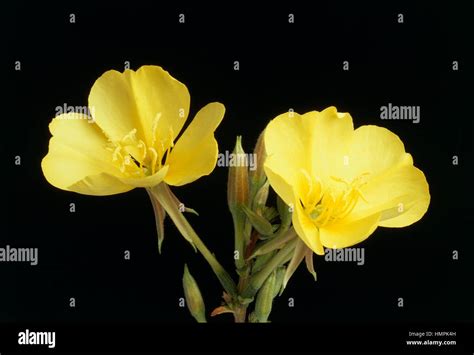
[146,188,166,254]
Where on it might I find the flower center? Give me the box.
[106,113,174,177]
[298,170,369,228]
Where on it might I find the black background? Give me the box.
[3,0,473,352]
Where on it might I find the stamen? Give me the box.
[106,122,176,178]
[302,173,371,227]
[122,128,137,144]
[148,147,158,175]
[151,113,162,146]
[300,169,313,200]
[112,146,123,162]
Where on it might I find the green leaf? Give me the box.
[249,227,297,259]
[242,205,273,236]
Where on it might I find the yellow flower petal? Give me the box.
[264,106,430,250]
[353,164,430,227]
[41,114,133,195]
[264,111,315,186]
[310,107,354,186]
[164,102,225,186]
[263,161,296,206]
[346,125,411,178]
[264,164,326,255]
[347,126,430,227]
[120,165,169,188]
[88,65,190,146]
[264,107,354,188]
[293,200,325,255]
[319,212,381,249]
[67,172,135,195]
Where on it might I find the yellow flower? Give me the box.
[264,107,430,255]
[41,65,225,195]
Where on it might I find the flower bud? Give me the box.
[254,270,276,322]
[227,136,250,270]
[227,136,249,212]
[272,266,286,298]
[182,264,206,323]
[249,131,267,189]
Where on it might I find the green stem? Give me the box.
[241,238,297,299]
[233,304,248,323]
[229,200,252,322]
[233,216,251,322]
[151,183,237,297]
